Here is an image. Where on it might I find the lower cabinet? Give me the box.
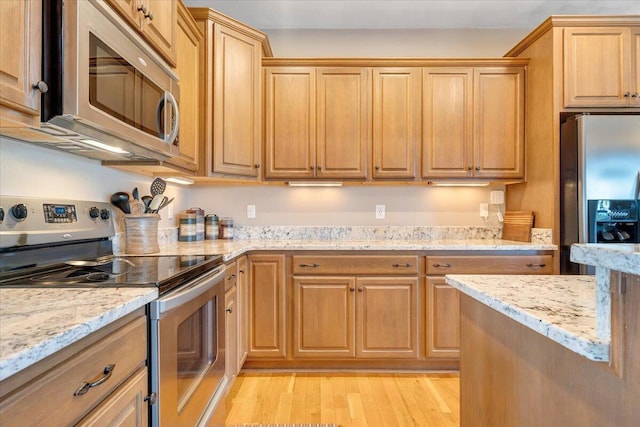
[225,286,238,380]
[236,255,248,369]
[0,311,149,426]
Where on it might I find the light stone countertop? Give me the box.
[445,274,608,362]
[149,238,557,261]
[0,287,157,382]
[571,243,640,276]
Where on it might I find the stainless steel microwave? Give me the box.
[36,0,180,162]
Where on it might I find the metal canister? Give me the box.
[178,212,197,242]
[219,217,234,239]
[205,214,219,240]
[187,207,205,241]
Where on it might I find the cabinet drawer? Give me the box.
[293,255,419,275]
[225,261,238,292]
[0,316,147,427]
[425,255,553,275]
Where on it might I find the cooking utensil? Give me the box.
[132,187,139,201]
[148,194,165,213]
[141,195,153,213]
[150,178,166,196]
[65,258,135,267]
[110,192,131,214]
[158,197,174,211]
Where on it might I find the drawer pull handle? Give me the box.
[239,269,245,274]
[358,286,364,292]
[433,263,452,268]
[227,274,236,280]
[349,287,355,292]
[226,307,233,313]
[392,263,412,268]
[299,263,319,268]
[74,364,115,396]
[145,392,157,405]
[526,263,546,268]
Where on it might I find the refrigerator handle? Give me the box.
[636,170,640,201]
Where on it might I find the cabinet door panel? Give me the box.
[426,277,460,358]
[293,277,355,358]
[264,68,316,179]
[356,277,419,359]
[564,27,631,107]
[316,68,370,179]
[248,254,286,358]
[422,68,473,178]
[372,68,420,179]
[633,28,640,106]
[237,256,248,368]
[474,67,525,179]
[213,24,261,177]
[143,0,176,66]
[225,289,238,379]
[0,0,41,125]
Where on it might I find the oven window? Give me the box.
[176,298,218,410]
[88,33,166,138]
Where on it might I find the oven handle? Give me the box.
[151,265,226,317]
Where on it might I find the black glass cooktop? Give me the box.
[0,255,223,295]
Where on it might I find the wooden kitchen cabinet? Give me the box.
[0,0,42,128]
[563,27,639,107]
[191,8,270,179]
[315,68,371,179]
[422,68,473,178]
[247,254,287,359]
[422,66,525,180]
[225,287,238,380]
[0,312,148,427]
[236,255,248,368]
[166,1,203,173]
[264,67,317,179]
[106,0,176,66]
[372,68,421,179]
[424,254,553,359]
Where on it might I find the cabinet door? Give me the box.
[372,68,420,179]
[142,0,177,66]
[264,67,316,179]
[355,277,419,359]
[422,68,473,178]
[316,68,370,179]
[293,276,356,358]
[104,0,139,28]
[212,23,262,177]
[425,277,460,359]
[75,368,149,427]
[168,2,201,172]
[237,256,248,368]
[225,288,238,380]
[0,0,41,127]
[633,28,640,107]
[564,27,632,107]
[248,254,286,358]
[474,67,525,179]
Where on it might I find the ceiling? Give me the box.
[184,1,640,30]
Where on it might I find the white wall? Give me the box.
[0,136,190,229]
[264,28,529,57]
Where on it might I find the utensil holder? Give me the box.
[124,214,160,254]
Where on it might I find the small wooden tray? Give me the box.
[501,211,535,242]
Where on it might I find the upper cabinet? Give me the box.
[0,0,42,128]
[564,27,640,107]
[372,68,421,180]
[422,66,525,180]
[106,0,177,66]
[191,8,270,179]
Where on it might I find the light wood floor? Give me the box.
[225,372,460,427]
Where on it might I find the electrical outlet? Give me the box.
[375,204,385,219]
[247,204,256,219]
[490,190,505,205]
[167,203,174,220]
[480,203,489,219]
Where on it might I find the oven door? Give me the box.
[149,265,226,427]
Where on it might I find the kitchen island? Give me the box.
[446,244,640,426]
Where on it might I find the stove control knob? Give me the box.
[100,209,111,220]
[11,203,28,221]
[89,207,100,219]
[0,207,4,223]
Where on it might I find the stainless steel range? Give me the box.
[0,196,227,427]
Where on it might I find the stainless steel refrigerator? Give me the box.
[560,114,640,274]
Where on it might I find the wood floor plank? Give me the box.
[225,372,460,427]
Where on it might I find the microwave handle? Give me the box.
[155,92,180,145]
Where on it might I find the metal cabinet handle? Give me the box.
[432,263,452,268]
[317,166,322,171]
[74,364,116,396]
[254,164,260,169]
[392,263,412,268]
[226,307,233,313]
[475,166,481,171]
[526,263,546,268]
[227,274,236,280]
[32,81,48,93]
[357,286,364,292]
[239,269,245,274]
[145,392,157,405]
[624,92,631,98]
[375,165,380,170]
[632,93,639,98]
[467,166,472,171]
[137,4,148,13]
[299,263,319,268]
[349,287,355,292]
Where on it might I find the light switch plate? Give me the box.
[247,204,256,219]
